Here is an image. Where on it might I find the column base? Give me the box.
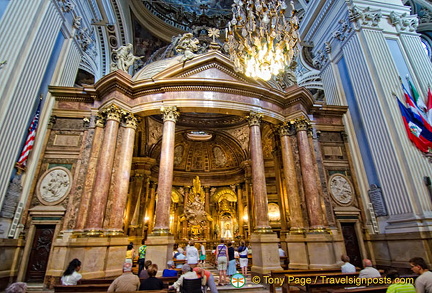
[144,235,175,275]
[44,234,129,286]
[84,229,104,237]
[283,231,344,269]
[151,228,171,236]
[249,232,282,275]
[105,229,125,236]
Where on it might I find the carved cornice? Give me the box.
[161,106,179,123]
[389,11,419,32]
[246,111,263,127]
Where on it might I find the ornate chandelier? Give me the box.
[224,0,300,81]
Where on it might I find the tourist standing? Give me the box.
[137,239,147,276]
[237,240,248,276]
[227,242,236,277]
[216,239,228,286]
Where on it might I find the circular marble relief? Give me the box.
[36,167,72,205]
[328,174,354,206]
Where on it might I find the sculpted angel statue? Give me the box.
[111,43,143,72]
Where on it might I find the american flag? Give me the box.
[16,100,42,168]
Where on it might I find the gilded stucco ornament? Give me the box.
[161,106,180,122]
[246,111,263,127]
[124,113,138,129]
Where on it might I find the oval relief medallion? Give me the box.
[36,167,72,205]
[328,174,354,206]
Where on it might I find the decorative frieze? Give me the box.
[389,11,419,32]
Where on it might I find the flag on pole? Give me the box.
[402,83,432,132]
[407,77,427,112]
[16,99,42,168]
[427,86,432,126]
[397,97,432,153]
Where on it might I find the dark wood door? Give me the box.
[341,222,362,268]
[25,225,55,282]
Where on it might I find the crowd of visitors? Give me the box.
[6,240,431,293]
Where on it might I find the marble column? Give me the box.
[141,177,151,236]
[279,123,305,232]
[204,187,210,214]
[295,118,325,230]
[246,112,271,232]
[182,186,190,238]
[75,115,105,231]
[84,105,123,234]
[236,184,244,236]
[146,182,156,234]
[246,114,282,274]
[106,113,138,234]
[152,106,179,235]
[241,160,254,233]
[272,148,289,232]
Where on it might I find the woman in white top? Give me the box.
[61,258,82,285]
[186,240,199,267]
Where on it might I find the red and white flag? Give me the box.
[427,86,432,127]
[16,100,41,168]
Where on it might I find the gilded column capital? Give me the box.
[278,122,296,137]
[293,117,312,134]
[246,111,263,127]
[124,113,138,129]
[161,106,179,122]
[95,115,106,128]
[102,104,123,122]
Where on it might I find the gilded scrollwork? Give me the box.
[246,111,263,127]
[160,106,180,123]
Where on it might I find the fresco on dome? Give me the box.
[160,0,233,16]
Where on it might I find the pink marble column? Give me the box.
[146,181,156,234]
[106,113,138,234]
[279,123,305,232]
[236,184,244,235]
[246,112,272,233]
[152,106,179,235]
[295,118,325,230]
[84,105,123,234]
[75,116,104,231]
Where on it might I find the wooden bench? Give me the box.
[269,268,343,293]
[54,284,110,292]
[80,278,115,284]
[326,285,388,292]
[285,272,361,293]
